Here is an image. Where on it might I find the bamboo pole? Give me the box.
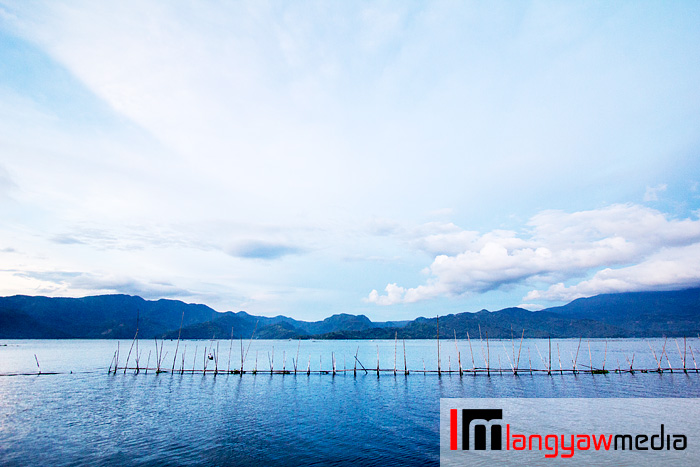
[689,345,698,373]
[403,339,408,375]
[602,340,608,371]
[478,324,486,368]
[123,326,139,374]
[227,327,233,373]
[376,345,380,376]
[157,339,164,373]
[486,331,490,377]
[153,338,159,374]
[502,343,515,374]
[548,337,552,375]
[354,346,358,376]
[467,331,476,373]
[146,350,151,375]
[535,343,547,371]
[394,332,398,376]
[192,345,197,373]
[454,330,462,376]
[647,340,661,371]
[436,316,441,376]
[675,339,686,373]
[661,338,673,373]
[242,321,259,373]
[295,340,301,374]
[557,343,563,375]
[516,329,524,375]
[181,344,186,374]
[34,354,41,375]
[172,310,184,372]
[574,338,582,374]
[588,340,593,374]
[115,342,120,374]
[215,341,220,375]
[109,350,117,374]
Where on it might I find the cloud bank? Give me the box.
[367,204,700,305]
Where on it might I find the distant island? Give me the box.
[1,288,699,339]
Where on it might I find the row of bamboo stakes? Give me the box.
[108,314,700,377]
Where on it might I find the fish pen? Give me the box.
[104,317,700,378]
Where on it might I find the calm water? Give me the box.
[1,339,700,466]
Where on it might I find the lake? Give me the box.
[1,339,700,466]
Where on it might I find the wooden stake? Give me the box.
[34,354,41,375]
[146,350,151,375]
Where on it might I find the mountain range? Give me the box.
[1,288,699,339]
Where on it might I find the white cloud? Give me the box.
[525,243,700,302]
[367,204,700,305]
[644,183,667,201]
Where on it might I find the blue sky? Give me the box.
[1,1,699,321]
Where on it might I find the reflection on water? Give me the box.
[1,340,699,466]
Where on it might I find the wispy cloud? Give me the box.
[227,241,304,260]
[10,269,194,299]
[368,204,700,305]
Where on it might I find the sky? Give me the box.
[1,1,699,321]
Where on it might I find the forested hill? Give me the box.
[1,288,699,339]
